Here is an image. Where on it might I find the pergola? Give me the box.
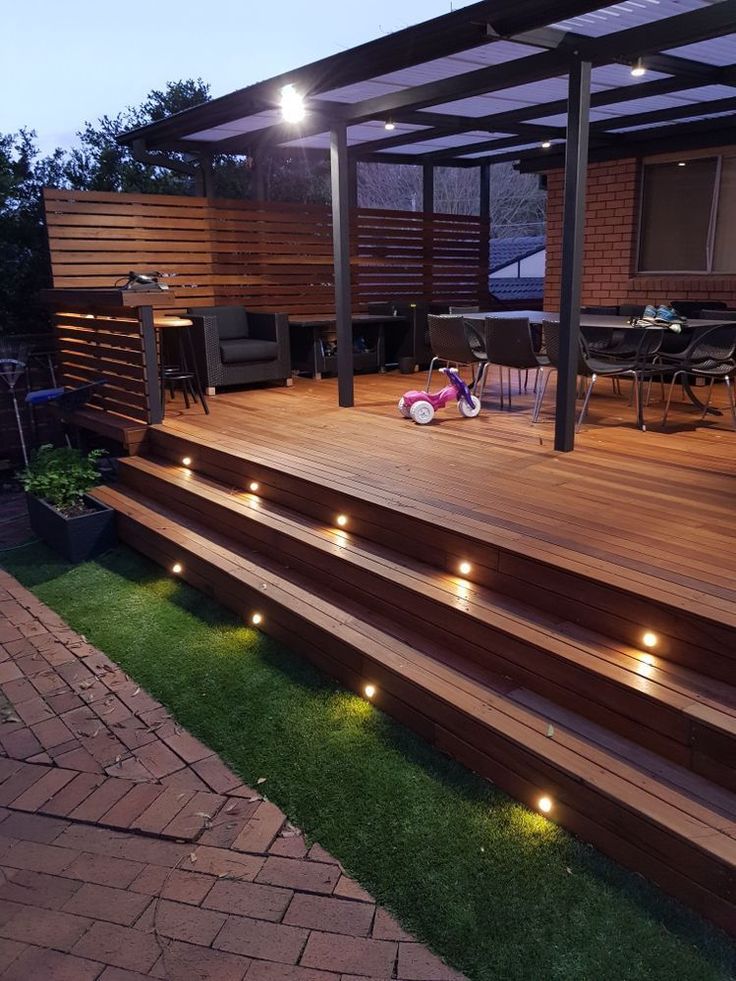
[120,0,736,451]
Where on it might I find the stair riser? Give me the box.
[117,460,736,793]
[111,507,736,935]
[147,427,736,682]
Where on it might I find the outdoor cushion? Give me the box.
[219,339,279,364]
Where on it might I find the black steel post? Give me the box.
[554,58,591,452]
[423,163,434,213]
[330,124,354,407]
[479,163,490,219]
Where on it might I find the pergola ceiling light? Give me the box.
[384,120,396,131]
[630,58,646,77]
[280,84,306,123]
[541,139,552,149]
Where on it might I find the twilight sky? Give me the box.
[4,0,474,154]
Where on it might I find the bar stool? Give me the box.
[154,318,209,418]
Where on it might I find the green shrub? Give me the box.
[20,445,105,515]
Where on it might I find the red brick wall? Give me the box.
[544,157,736,311]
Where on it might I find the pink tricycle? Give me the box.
[398,367,481,425]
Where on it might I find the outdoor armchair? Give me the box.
[187,306,291,393]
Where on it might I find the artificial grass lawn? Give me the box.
[2,542,735,981]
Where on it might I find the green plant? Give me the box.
[20,445,105,515]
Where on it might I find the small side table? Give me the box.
[154,317,209,418]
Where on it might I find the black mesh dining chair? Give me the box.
[477,317,549,410]
[661,324,736,429]
[537,322,664,431]
[426,315,487,390]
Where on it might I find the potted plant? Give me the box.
[20,445,117,562]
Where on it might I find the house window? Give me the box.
[638,155,736,273]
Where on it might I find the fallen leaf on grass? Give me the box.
[256,777,267,785]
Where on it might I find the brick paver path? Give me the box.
[0,569,466,980]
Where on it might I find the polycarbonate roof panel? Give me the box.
[530,86,736,127]
[374,41,546,85]
[665,32,736,65]
[458,141,546,159]
[184,110,281,141]
[610,109,736,132]
[552,0,709,37]
[281,120,429,149]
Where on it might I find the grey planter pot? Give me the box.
[26,493,117,563]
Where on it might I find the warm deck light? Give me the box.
[364,684,376,699]
[678,161,686,167]
[249,481,260,493]
[538,796,553,814]
[336,514,348,528]
[251,612,263,626]
[459,561,472,576]
[182,456,192,467]
[384,120,396,131]
[642,632,658,649]
[541,140,552,149]
[172,563,183,575]
[631,58,646,77]
[281,84,306,123]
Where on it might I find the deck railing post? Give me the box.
[139,306,163,425]
[479,163,492,308]
[555,57,591,453]
[330,123,354,408]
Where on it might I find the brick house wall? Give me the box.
[544,155,736,310]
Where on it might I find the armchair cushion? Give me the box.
[220,338,279,364]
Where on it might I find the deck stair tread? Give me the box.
[113,455,736,777]
[155,418,736,620]
[92,482,736,866]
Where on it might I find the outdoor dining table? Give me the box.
[464,310,733,417]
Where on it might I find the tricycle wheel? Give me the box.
[397,397,411,418]
[458,395,481,418]
[410,401,435,425]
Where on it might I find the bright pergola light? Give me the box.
[384,120,396,131]
[631,58,646,77]
[281,84,306,123]
[541,139,552,149]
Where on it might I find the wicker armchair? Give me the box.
[187,306,291,393]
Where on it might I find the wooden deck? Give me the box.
[92,372,736,933]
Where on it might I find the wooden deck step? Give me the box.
[115,454,736,792]
[91,482,736,934]
[146,425,736,684]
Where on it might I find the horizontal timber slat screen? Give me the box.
[54,311,155,425]
[43,189,490,316]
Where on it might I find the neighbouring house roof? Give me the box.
[119,1,736,173]
[489,277,545,303]
[490,236,546,273]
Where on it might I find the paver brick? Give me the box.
[269,832,308,858]
[191,754,244,794]
[61,851,144,889]
[53,745,104,773]
[0,726,42,761]
[72,921,161,973]
[214,913,308,964]
[203,878,292,922]
[9,766,76,812]
[231,800,285,853]
[99,968,152,981]
[150,939,251,981]
[256,856,340,895]
[100,783,163,829]
[0,904,92,951]
[129,865,216,906]
[132,786,194,834]
[0,868,82,911]
[63,881,152,925]
[2,944,103,981]
[246,964,339,981]
[0,938,27,973]
[162,790,226,839]
[137,896,227,945]
[333,874,374,903]
[56,824,190,867]
[283,892,375,937]
[300,931,398,975]
[31,716,74,750]
[43,772,106,817]
[0,810,69,844]
[3,839,79,876]
[373,906,414,941]
[160,725,214,764]
[132,739,185,778]
[69,778,132,821]
[397,942,468,980]
[188,844,265,880]
[14,695,53,726]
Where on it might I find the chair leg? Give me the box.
[575,374,597,432]
[700,378,715,420]
[532,368,552,424]
[507,369,513,409]
[662,371,682,428]
[725,376,736,430]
